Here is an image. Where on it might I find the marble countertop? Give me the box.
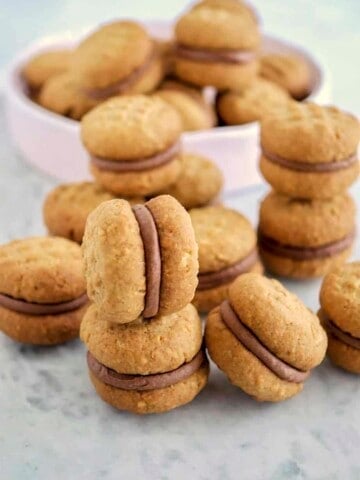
[1,92,360,479]
[1,1,360,478]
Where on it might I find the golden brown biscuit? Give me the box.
[82,195,198,323]
[260,53,312,100]
[38,72,98,120]
[217,79,291,125]
[205,273,327,401]
[71,21,163,100]
[153,79,216,131]
[174,2,260,90]
[190,206,262,312]
[319,262,360,373]
[258,192,356,279]
[0,237,88,345]
[160,153,223,209]
[43,182,143,243]
[260,103,360,199]
[81,95,183,196]
[22,49,72,91]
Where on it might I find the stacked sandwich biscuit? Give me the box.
[258,102,360,278]
[79,192,209,415]
[43,94,223,243]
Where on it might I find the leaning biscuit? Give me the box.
[82,195,199,323]
[205,273,327,402]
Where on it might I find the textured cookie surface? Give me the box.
[217,79,290,125]
[81,303,202,374]
[190,206,256,272]
[71,21,153,89]
[38,72,98,120]
[0,237,85,303]
[82,199,145,323]
[43,182,117,243]
[146,195,199,315]
[175,2,260,50]
[81,95,182,159]
[320,262,360,338]
[23,49,72,89]
[162,153,223,208]
[153,88,216,131]
[261,103,360,163]
[259,53,312,100]
[229,273,327,370]
[259,192,356,247]
[89,362,209,414]
[205,306,303,401]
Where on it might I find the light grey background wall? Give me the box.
[1,0,359,113]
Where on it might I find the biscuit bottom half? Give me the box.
[87,351,209,414]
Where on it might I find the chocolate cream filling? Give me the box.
[262,147,358,173]
[258,230,355,261]
[87,349,206,391]
[197,248,258,291]
[175,44,256,64]
[84,50,156,100]
[321,311,360,350]
[132,204,161,318]
[91,141,180,173]
[0,292,88,316]
[220,301,310,383]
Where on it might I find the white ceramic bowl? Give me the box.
[4,20,331,194]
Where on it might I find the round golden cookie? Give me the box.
[153,80,216,131]
[205,273,327,401]
[22,49,72,91]
[258,192,356,279]
[71,21,163,97]
[160,153,223,209]
[217,79,291,125]
[88,361,209,415]
[259,53,312,100]
[81,303,202,374]
[195,0,259,23]
[38,72,98,120]
[43,182,136,243]
[319,262,360,373]
[260,103,360,199]
[81,95,183,196]
[82,195,198,324]
[174,2,260,90]
[190,206,262,312]
[0,237,88,345]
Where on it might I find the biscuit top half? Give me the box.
[259,192,356,247]
[0,237,85,303]
[261,103,360,164]
[190,206,256,272]
[81,95,182,160]
[175,1,260,50]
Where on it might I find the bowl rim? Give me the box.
[3,20,331,136]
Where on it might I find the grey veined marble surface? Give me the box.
[1,96,360,480]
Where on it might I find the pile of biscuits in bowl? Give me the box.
[0,0,359,414]
[22,0,315,129]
